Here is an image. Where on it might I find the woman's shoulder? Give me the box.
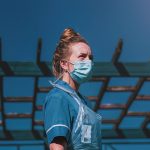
[44,87,71,105]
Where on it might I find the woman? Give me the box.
[44,28,102,150]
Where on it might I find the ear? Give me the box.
[60,60,69,71]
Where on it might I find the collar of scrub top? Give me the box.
[49,79,84,108]
[49,79,76,95]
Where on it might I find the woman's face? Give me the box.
[68,42,93,72]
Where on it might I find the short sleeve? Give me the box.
[43,93,71,144]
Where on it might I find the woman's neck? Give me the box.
[62,72,79,91]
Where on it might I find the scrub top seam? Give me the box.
[46,124,71,134]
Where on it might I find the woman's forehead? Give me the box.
[70,42,91,55]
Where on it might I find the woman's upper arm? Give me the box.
[44,92,71,146]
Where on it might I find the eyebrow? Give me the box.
[79,52,87,55]
[78,53,93,60]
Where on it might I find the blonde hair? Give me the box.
[52,28,88,77]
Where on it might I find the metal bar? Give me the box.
[32,130,43,140]
[0,77,4,127]
[113,62,130,76]
[4,97,33,102]
[38,87,52,93]
[112,38,128,78]
[0,38,2,60]
[36,38,42,64]
[115,78,145,129]
[135,95,150,100]
[0,40,6,131]
[0,38,11,76]
[90,77,107,82]
[31,38,41,131]
[0,141,44,145]
[111,38,123,63]
[36,38,52,75]
[106,86,135,92]
[127,112,150,117]
[94,78,110,111]
[102,138,150,144]
[100,104,126,109]
[34,120,44,126]
[141,117,150,129]
[102,119,118,124]
[38,62,53,76]
[115,128,125,138]
[146,77,150,81]
[0,120,3,125]
[5,113,32,118]
[87,96,98,101]
[0,61,14,75]
[143,128,150,138]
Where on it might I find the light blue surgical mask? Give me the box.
[68,59,93,84]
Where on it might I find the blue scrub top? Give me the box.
[43,80,91,144]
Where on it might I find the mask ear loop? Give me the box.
[51,60,74,84]
[49,71,65,85]
[53,59,70,84]
[51,59,66,84]
[53,70,65,84]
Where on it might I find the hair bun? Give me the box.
[60,28,80,43]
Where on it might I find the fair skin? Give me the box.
[49,42,92,150]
